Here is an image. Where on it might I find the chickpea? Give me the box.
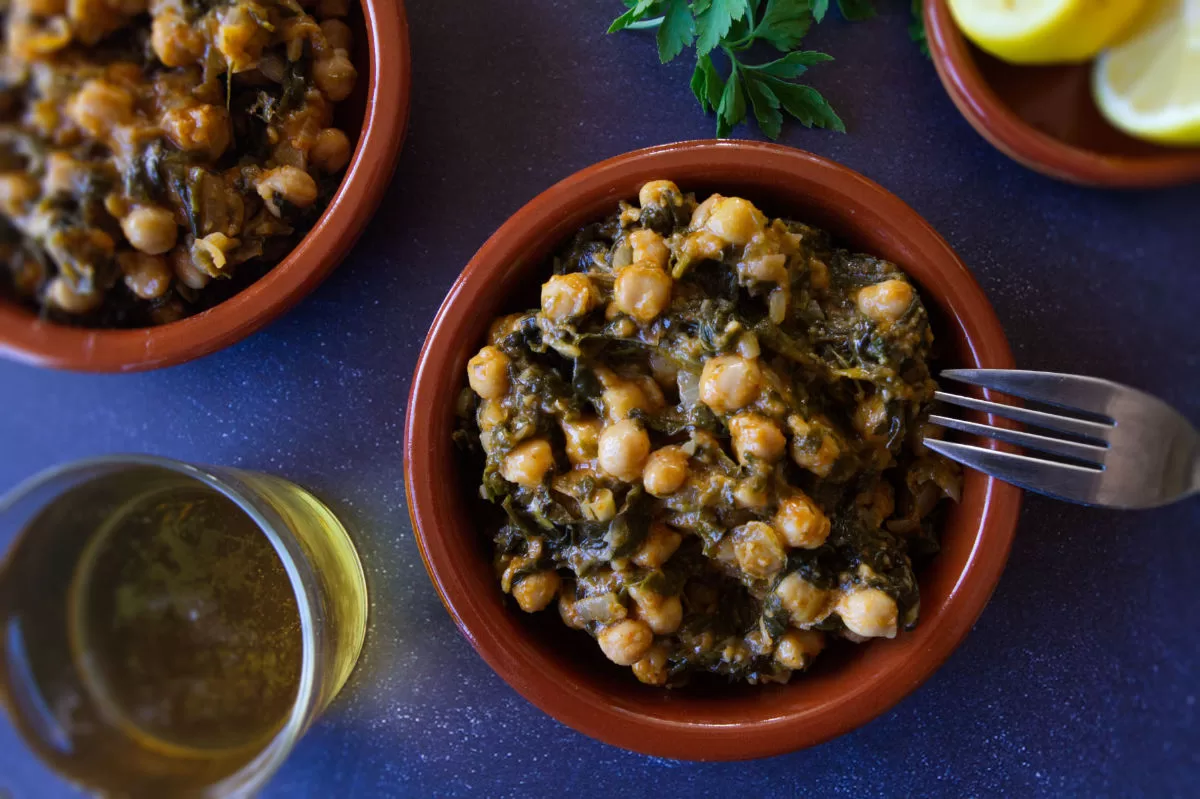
[631,522,682,570]
[732,521,786,580]
[628,228,669,270]
[121,206,178,256]
[310,128,352,173]
[67,80,133,138]
[632,645,669,686]
[728,413,786,464]
[560,416,602,465]
[191,232,239,276]
[581,488,616,522]
[161,104,231,160]
[500,438,555,488]
[216,6,267,72]
[169,246,209,289]
[44,277,101,314]
[642,446,689,497]
[638,179,680,209]
[18,0,66,14]
[512,570,561,613]
[597,419,650,482]
[808,258,830,290]
[788,416,841,478]
[836,588,898,639]
[601,381,648,421]
[775,572,831,626]
[628,585,682,635]
[703,197,767,246]
[853,394,890,442]
[313,50,357,101]
[257,166,319,216]
[151,12,203,67]
[774,629,825,670]
[488,312,526,344]
[689,193,723,230]
[558,592,586,630]
[681,230,726,262]
[466,345,510,400]
[733,480,770,510]
[540,273,597,322]
[117,251,171,300]
[42,153,80,197]
[774,493,831,549]
[699,354,762,413]
[597,619,654,666]
[0,174,39,216]
[320,19,353,52]
[613,261,672,322]
[857,279,914,325]
[477,399,507,430]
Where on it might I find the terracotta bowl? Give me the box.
[0,0,411,372]
[404,141,1023,760]
[925,0,1200,188]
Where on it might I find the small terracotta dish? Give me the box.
[0,0,411,372]
[925,0,1200,188]
[404,140,1023,760]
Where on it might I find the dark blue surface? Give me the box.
[2,2,1199,797]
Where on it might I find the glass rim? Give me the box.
[0,453,322,798]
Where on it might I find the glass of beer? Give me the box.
[0,455,367,796]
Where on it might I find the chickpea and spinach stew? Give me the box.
[457,181,962,687]
[0,0,358,326]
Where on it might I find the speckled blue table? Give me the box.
[2,2,1199,797]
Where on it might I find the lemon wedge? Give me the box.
[1094,0,1200,145]
[948,0,1147,64]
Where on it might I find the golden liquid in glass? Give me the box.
[0,467,365,795]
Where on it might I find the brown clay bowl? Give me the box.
[925,0,1200,188]
[0,0,411,372]
[404,140,1023,760]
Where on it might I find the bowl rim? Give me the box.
[924,0,1200,188]
[404,140,1023,760]
[0,0,412,373]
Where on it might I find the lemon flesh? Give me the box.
[948,0,1148,64]
[1094,0,1200,146]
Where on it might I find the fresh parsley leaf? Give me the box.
[690,54,724,113]
[743,73,783,139]
[703,54,726,110]
[690,60,709,111]
[757,0,812,52]
[749,50,832,79]
[812,0,829,22]
[836,0,875,21]
[657,0,694,63]
[763,77,845,132]
[716,67,747,138]
[695,0,749,57]
[608,0,661,33]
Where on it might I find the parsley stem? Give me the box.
[626,16,664,30]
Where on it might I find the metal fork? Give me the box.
[924,369,1200,509]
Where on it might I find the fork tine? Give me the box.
[927,414,1109,465]
[923,440,1104,505]
[933,391,1113,442]
[941,369,1119,420]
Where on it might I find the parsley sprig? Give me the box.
[611,0,926,140]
